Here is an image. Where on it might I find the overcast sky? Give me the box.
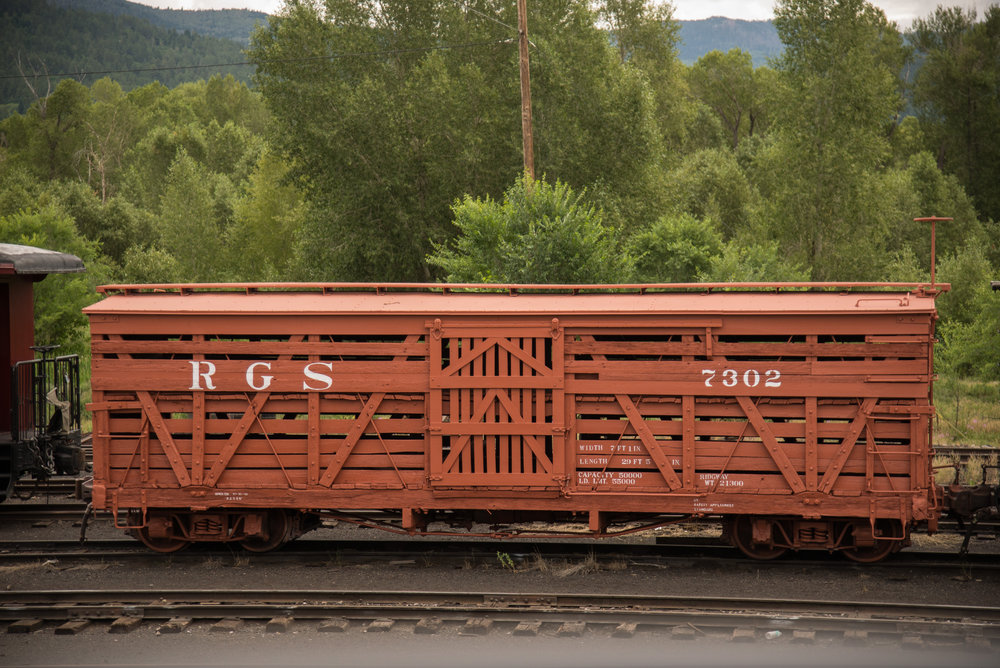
[133,1,994,27]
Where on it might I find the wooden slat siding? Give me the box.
[88,315,424,337]
[203,392,270,487]
[92,386,110,487]
[574,418,912,440]
[112,452,426,470]
[192,388,205,486]
[94,395,425,414]
[91,340,427,356]
[106,439,426,457]
[566,340,928,357]
[135,392,191,487]
[566,379,926,399]
[487,337,497,475]
[806,397,819,491]
[88,286,935,522]
[464,335,474,476]
[429,325,563,487]
[914,411,930,489]
[565,359,929,376]
[91,359,429,393]
[573,439,915,455]
[139,417,150,483]
[735,397,806,493]
[107,466,909,492]
[615,395,683,490]
[105,417,426,437]
[818,398,879,494]
[572,457,914,476]
[517,337,532,474]
[573,473,912,493]
[428,328,444,483]
[682,396,696,490]
[576,392,908,414]
[318,393,386,487]
[307,334,320,485]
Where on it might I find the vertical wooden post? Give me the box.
[517,0,535,180]
[307,335,320,486]
[682,395,695,490]
[805,396,818,491]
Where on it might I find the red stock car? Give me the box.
[84,282,997,561]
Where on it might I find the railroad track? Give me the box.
[10,477,87,500]
[0,503,89,522]
[2,588,997,651]
[2,536,997,572]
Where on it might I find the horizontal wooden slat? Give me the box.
[92,358,428,392]
[110,453,425,470]
[574,455,913,476]
[572,471,909,492]
[566,340,927,358]
[566,378,928,398]
[106,437,425,457]
[92,340,427,356]
[574,419,912,439]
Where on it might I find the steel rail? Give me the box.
[2,537,997,572]
[2,589,998,639]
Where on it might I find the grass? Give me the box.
[934,375,1000,446]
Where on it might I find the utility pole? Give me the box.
[517,0,535,181]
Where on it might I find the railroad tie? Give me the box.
[513,621,543,637]
[157,618,191,634]
[414,617,443,634]
[108,616,142,634]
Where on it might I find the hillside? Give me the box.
[0,1,782,121]
[0,0,255,117]
[678,17,782,66]
[48,0,268,45]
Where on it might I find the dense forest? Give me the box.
[48,0,268,44]
[1,0,999,442]
[0,0,255,117]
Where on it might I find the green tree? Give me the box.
[249,0,669,280]
[688,49,761,150]
[0,205,107,355]
[598,0,689,152]
[225,152,306,280]
[158,150,225,281]
[910,6,1000,222]
[663,148,754,239]
[626,214,723,283]
[427,175,630,283]
[1,78,90,182]
[752,0,907,279]
[702,239,811,282]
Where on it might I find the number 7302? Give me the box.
[701,368,782,388]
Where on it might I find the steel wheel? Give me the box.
[240,511,291,553]
[842,520,902,563]
[728,516,788,560]
[134,527,190,553]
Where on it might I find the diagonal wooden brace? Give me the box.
[737,396,805,494]
[137,391,191,487]
[616,394,683,490]
[319,392,385,487]
[204,392,270,487]
[818,397,877,494]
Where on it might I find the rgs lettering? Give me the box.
[188,361,336,391]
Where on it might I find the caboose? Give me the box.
[82,281,999,561]
[1,243,86,501]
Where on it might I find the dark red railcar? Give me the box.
[85,282,948,560]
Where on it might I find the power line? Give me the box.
[0,38,512,82]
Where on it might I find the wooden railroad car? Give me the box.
[86,282,950,561]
